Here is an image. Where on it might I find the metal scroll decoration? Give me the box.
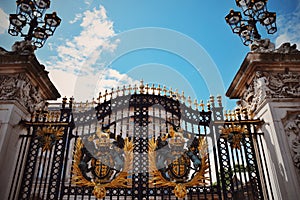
[220,124,248,149]
[149,126,209,198]
[72,128,134,199]
[36,126,64,151]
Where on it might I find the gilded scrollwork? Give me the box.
[0,73,44,112]
[148,126,209,199]
[36,126,64,151]
[219,124,248,150]
[72,127,133,199]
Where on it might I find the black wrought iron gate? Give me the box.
[8,84,274,200]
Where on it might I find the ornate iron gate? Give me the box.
[9,84,274,200]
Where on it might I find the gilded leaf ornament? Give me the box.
[220,124,248,149]
[72,134,133,199]
[148,128,209,199]
[36,126,64,151]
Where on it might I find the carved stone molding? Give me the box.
[250,38,275,52]
[0,73,45,113]
[11,40,35,55]
[250,40,300,54]
[237,71,300,112]
[0,41,35,56]
[274,43,300,54]
[0,47,8,55]
[282,112,300,171]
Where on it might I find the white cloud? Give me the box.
[45,5,137,101]
[48,69,77,98]
[275,2,300,48]
[69,13,83,24]
[46,5,118,74]
[275,34,290,47]
[95,69,139,97]
[48,68,139,102]
[84,0,93,6]
[0,8,9,34]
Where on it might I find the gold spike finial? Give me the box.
[210,95,215,107]
[151,84,155,94]
[217,95,222,107]
[133,84,138,93]
[194,99,198,110]
[207,100,211,111]
[181,91,186,102]
[175,89,179,100]
[157,85,161,95]
[122,85,126,95]
[145,83,149,94]
[110,88,114,98]
[139,80,144,94]
[163,86,167,96]
[199,100,205,111]
[116,86,120,96]
[169,88,173,98]
[187,96,192,107]
[128,84,132,94]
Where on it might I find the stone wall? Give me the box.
[226,44,300,200]
[0,46,60,199]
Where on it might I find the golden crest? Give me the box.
[72,137,133,199]
[174,183,187,199]
[93,185,107,199]
[148,133,209,199]
[169,155,190,180]
[92,159,114,181]
[36,126,64,151]
[220,124,248,149]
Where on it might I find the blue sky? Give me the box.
[0,0,300,108]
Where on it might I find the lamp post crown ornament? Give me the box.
[8,0,61,52]
[225,0,280,52]
[226,0,300,53]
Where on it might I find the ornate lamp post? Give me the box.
[8,0,61,49]
[225,0,277,46]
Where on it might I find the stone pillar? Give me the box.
[226,43,300,200]
[0,44,60,200]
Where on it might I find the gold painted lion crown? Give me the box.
[95,127,110,146]
[168,126,185,146]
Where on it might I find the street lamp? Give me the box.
[225,0,277,46]
[8,0,61,49]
